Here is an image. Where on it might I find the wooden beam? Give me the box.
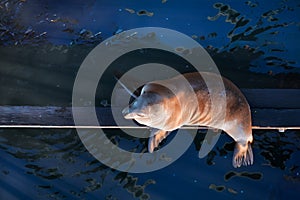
[0,106,299,130]
[241,89,300,109]
[0,89,299,130]
[0,107,298,130]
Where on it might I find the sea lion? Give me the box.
[122,72,253,168]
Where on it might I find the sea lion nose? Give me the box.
[122,106,136,119]
[122,105,146,119]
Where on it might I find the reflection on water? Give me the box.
[1,1,299,106]
[256,130,300,169]
[206,2,299,76]
[199,130,300,170]
[0,129,299,199]
[0,129,154,199]
[0,0,300,106]
[224,171,262,181]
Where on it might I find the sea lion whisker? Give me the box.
[114,74,138,99]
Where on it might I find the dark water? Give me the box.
[1,0,300,105]
[1,0,300,199]
[1,129,299,199]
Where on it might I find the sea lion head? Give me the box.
[122,83,177,129]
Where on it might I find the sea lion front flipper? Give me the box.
[233,142,254,168]
[148,129,169,153]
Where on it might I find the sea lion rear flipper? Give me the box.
[233,142,254,168]
[148,129,169,153]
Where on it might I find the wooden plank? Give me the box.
[241,89,300,109]
[251,108,300,127]
[0,106,299,130]
[112,88,300,109]
[0,89,299,130]
[0,125,299,132]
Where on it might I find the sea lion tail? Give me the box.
[232,141,254,168]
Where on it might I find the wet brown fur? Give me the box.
[124,72,253,167]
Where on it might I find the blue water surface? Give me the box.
[0,0,300,199]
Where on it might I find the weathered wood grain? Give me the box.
[0,89,299,130]
[241,89,300,109]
